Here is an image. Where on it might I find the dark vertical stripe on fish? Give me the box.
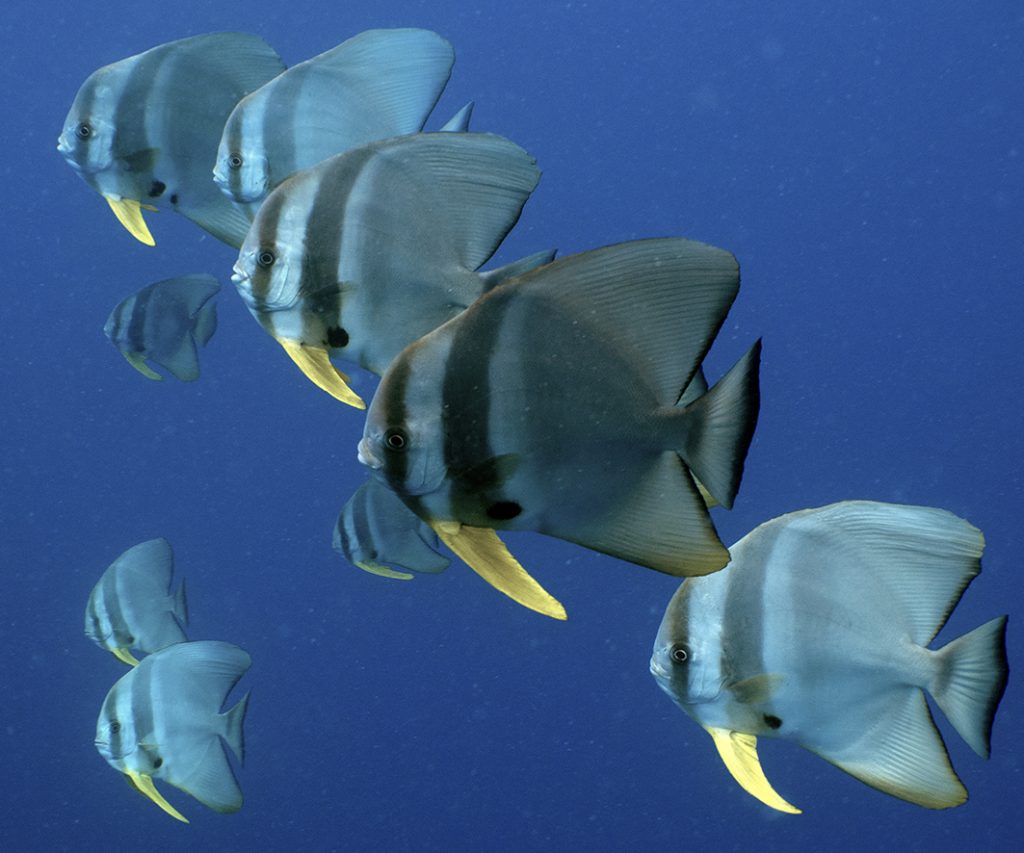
[249,191,288,308]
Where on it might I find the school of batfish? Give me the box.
[61,28,1008,822]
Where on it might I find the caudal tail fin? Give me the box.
[678,339,762,508]
[932,615,1009,758]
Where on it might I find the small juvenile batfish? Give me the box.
[358,238,761,618]
[58,33,286,247]
[650,501,1009,813]
[215,28,457,205]
[95,641,251,823]
[231,132,554,408]
[334,478,450,580]
[85,538,188,665]
[104,274,220,381]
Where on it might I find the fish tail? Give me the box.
[479,248,558,293]
[223,690,251,765]
[676,339,762,508]
[173,578,189,627]
[931,615,1008,758]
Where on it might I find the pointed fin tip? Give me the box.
[277,338,366,409]
[705,727,802,815]
[125,771,189,823]
[111,647,140,666]
[356,560,415,581]
[104,195,157,246]
[122,351,163,381]
[430,522,567,620]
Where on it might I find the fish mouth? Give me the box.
[357,438,382,470]
[649,658,670,680]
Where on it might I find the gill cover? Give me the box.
[430,522,567,620]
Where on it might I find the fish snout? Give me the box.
[357,438,382,470]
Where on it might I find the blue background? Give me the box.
[2,1,1021,850]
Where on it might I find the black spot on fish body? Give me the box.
[327,326,349,349]
[152,756,163,769]
[148,180,166,198]
[169,193,179,205]
[486,501,522,520]
[764,714,782,730]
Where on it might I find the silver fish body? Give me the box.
[84,538,188,665]
[215,28,456,204]
[361,237,761,578]
[232,132,551,406]
[95,640,251,821]
[651,501,1009,812]
[104,274,219,381]
[58,33,285,246]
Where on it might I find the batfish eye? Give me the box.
[75,122,92,140]
[670,644,689,664]
[228,153,243,170]
[257,250,276,269]
[109,721,121,734]
[384,428,408,451]
[153,757,163,769]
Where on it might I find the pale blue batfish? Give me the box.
[58,33,285,247]
[215,28,464,205]
[104,274,219,381]
[334,478,450,580]
[85,538,188,665]
[231,132,554,408]
[650,501,1009,813]
[95,641,251,823]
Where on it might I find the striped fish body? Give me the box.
[361,238,762,577]
[85,538,188,663]
[58,33,285,247]
[650,501,1009,811]
[232,132,543,384]
[215,28,455,204]
[95,641,251,817]
[104,275,219,381]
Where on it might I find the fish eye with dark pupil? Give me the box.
[228,153,243,169]
[670,644,689,664]
[75,122,92,140]
[384,429,407,451]
[110,721,121,734]
[257,250,276,269]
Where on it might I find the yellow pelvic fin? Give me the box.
[104,195,157,246]
[122,351,162,381]
[277,338,366,409]
[111,646,140,666]
[705,726,801,814]
[356,560,415,581]
[125,770,189,823]
[430,522,567,620]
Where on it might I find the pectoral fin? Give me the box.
[111,647,140,666]
[430,522,567,620]
[705,726,801,815]
[104,195,157,246]
[277,338,366,409]
[124,770,189,823]
[122,351,163,381]
[356,560,415,581]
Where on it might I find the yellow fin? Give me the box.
[356,560,414,581]
[111,647,140,666]
[122,351,162,381]
[104,195,156,246]
[277,338,366,409]
[705,726,802,815]
[125,770,189,823]
[430,522,567,620]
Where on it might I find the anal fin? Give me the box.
[706,726,802,814]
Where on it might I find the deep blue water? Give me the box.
[2,1,1021,850]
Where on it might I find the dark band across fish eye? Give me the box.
[670,643,689,663]
[385,428,408,451]
[228,153,243,169]
[76,122,93,140]
[257,250,275,268]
